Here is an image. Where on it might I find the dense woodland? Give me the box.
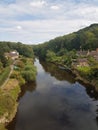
[33,24,98,59]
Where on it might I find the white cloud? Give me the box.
[16,25,22,30]
[0,0,98,44]
[30,0,46,8]
[50,5,60,10]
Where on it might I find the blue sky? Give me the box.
[0,0,98,44]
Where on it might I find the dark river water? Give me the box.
[7,59,98,130]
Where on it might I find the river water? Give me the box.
[7,59,98,130]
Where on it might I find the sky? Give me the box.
[0,0,98,44]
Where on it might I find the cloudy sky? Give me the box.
[0,0,98,44]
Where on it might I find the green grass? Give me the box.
[9,85,20,101]
[0,79,21,128]
[0,67,10,86]
[77,66,91,73]
[0,124,7,130]
[0,91,14,117]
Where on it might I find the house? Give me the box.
[77,48,98,61]
[89,48,98,61]
[77,50,88,57]
[77,58,89,67]
[5,50,19,60]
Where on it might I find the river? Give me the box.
[7,59,98,130]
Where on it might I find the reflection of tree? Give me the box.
[40,61,75,84]
[78,80,98,100]
[96,115,98,126]
[40,61,98,125]
[19,81,37,98]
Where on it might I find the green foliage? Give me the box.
[0,41,34,67]
[10,58,37,83]
[33,24,98,59]
[0,61,3,74]
[77,66,91,73]
[9,85,20,101]
[46,49,77,67]
[76,66,91,80]
[0,67,10,86]
[20,57,27,64]
[77,65,98,81]
[15,42,34,58]
[90,65,98,78]
[21,70,36,82]
[15,60,24,68]
[46,50,56,62]
[0,51,8,67]
[10,71,25,86]
[88,56,98,66]
[0,80,20,129]
[0,91,15,117]
[63,56,72,67]
[0,124,7,130]
[21,63,37,82]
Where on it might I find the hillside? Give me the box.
[33,24,98,59]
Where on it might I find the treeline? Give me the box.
[33,24,98,59]
[0,41,34,67]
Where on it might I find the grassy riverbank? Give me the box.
[43,50,98,91]
[0,67,11,86]
[74,66,98,91]
[45,58,98,91]
[0,79,20,130]
[0,58,37,130]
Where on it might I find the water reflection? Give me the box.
[40,60,98,126]
[40,61,75,83]
[41,61,98,100]
[7,81,37,130]
[19,81,36,98]
[7,59,98,130]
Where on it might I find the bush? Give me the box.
[15,61,24,68]
[10,71,25,86]
[21,70,36,82]
[21,62,37,82]
[10,71,19,79]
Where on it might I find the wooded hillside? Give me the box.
[33,24,98,59]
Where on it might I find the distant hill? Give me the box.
[33,24,98,58]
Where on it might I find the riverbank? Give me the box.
[72,68,98,91]
[0,58,37,130]
[48,61,98,92]
[6,58,98,130]
[0,79,21,130]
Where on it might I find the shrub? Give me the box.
[21,70,36,82]
[10,71,25,86]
